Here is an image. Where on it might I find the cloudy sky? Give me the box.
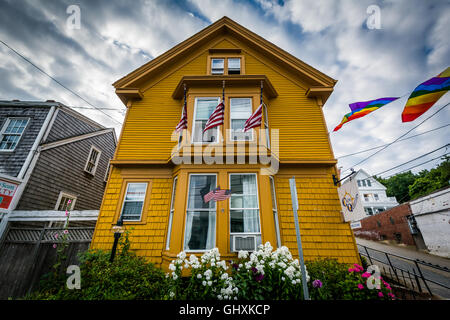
[0,0,448,177]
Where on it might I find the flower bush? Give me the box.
[166,242,309,300]
[306,258,396,300]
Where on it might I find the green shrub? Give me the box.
[26,231,167,300]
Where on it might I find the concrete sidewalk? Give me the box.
[355,237,450,270]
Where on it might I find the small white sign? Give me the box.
[350,221,362,229]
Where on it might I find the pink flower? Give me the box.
[348,268,355,273]
[361,272,371,278]
[65,210,69,216]
[353,264,363,272]
[357,283,364,290]
[388,293,395,299]
[63,230,69,234]
[53,244,57,249]
[68,199,72,204]
[54,233,58,239]
[378,292,384,298]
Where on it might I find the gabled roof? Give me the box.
[113,16,336,101]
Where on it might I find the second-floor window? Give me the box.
[230,98,252,141]
[211,59,224,74]
[0,117,29,151]
[192,97,220,143]
[84,146,101,175]
[227,58,241,74]
[55,191,77,211]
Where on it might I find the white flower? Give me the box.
[172,274,178,280]
[238,250,249,259]
[207,281,212,286]
[221,273,228,280]
[218,295,223,300]
[169,291,175,298]
[177,251,186,260]
[169,263,176,271]
[202,281,207,286]
[197,273,202,279]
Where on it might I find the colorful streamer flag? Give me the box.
[203,187,231,203]
[175,99,188,132]
[401,67,450,122]
[244,103,263,132]
[333,97,399,132]
[203,100,224,132]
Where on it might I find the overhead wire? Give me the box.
[0,39,124,125]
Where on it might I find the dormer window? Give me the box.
[211,59,224,75]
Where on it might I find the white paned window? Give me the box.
[166,177,178,250]
[227,58,241,74]
[192,97,220,143]
[184,175,217,251]
[229,174,261,243]
[55,191,77,211]
[84,146,101,175]
[211,58,224,74]
[230,98,252,141]
[120,182,148,221]
[0,118,29,151]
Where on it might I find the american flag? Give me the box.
[175,99,188,132]
[244,103,263,132]
[203,100,224,133]
[203,187,231,203]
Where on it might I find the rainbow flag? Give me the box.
[401,67,450,122]
[333,97,399,132]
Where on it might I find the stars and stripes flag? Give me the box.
[175,99,188,132]
[244,103,263,132]
[203,187,231,203]
[203,100,224,133]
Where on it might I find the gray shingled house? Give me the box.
[0,100,117,239]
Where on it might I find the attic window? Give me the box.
[211,59,224,74]
[84,145,101,176]
[228,58,241,74]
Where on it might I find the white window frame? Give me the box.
[229,173,262,246]
[84,145,102,176]
[119,182,148,222]
[269,176,281,248]
[211,58,224,75]
[0,117,29,152]
[191,97,221,145]
[229,97,254,142]
[183,173,217,252]
[104,159,111,182]
[227,57,241,74]
[55,191,77,211]
[165,176,178,250]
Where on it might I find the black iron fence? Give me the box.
[357,244,450,299]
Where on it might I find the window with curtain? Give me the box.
[229,174,260,236]
[120,182,147,221]
[230,98,252,141]
[184,175,217,251]
[192,97,220,143]
[165,177,178,250]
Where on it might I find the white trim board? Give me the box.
[40,128,115,151]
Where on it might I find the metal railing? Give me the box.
[357,244,450,299]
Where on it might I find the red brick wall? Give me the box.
[353,203,416,246]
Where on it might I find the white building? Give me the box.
[346,169,399,216]
[410,187,450,258]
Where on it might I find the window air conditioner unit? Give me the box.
[231,235,257,252]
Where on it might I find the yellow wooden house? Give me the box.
[90,17,360,269]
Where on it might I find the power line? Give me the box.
[373,144,449,177]
[342,101,450,173]
[381,152,449,179]
[336,124,450,159]
[0,39,123,125]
